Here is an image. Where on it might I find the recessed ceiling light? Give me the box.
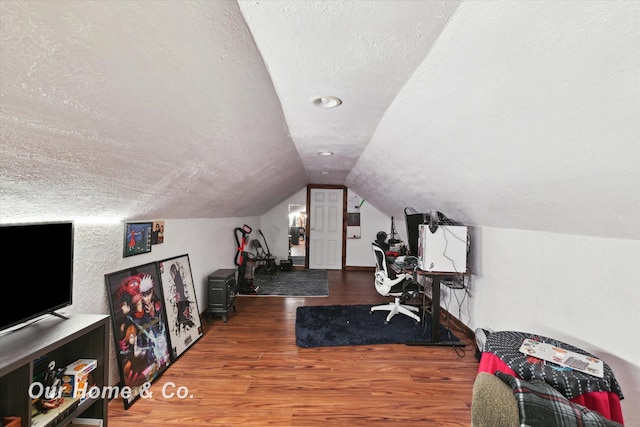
[317,151,334,156]
[321,171,330,175]
[311,96,342,108]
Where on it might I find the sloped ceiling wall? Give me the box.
[347,1,640,240]
[1,1,638,241]
[0,1,307,222]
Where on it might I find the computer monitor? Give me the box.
[404,209,429,257]
[404,208,459,257]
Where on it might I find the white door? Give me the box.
[308,188,343,270]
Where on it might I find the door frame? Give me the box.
[305,184,347,270]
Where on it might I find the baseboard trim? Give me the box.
[441,307,475,341]
[421,294,474,341]
[344,266,375,271]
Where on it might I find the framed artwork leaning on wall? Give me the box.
[157,254,203,360]
[105,262,172,409]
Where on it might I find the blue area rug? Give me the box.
[295,304,460,348]
[241,269,328,297]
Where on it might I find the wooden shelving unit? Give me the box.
[0,314,109,427]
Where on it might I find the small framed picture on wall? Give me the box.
[123,222,152,257]
[151,220,164,245]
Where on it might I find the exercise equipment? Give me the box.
[234,224,252,266]
[234,224,259,294]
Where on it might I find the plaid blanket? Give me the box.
[496,371,623,427]
[486,331,623,400]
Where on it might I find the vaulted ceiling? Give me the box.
[1,1,638,240]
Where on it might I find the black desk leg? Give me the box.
[432,276,441,343]
[406,275,465,347]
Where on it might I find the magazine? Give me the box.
[519,338,604,378]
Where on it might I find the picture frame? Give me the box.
[104,262,172,409]
[123,222,152,257]
[346,212,361,239]
[151,220,164,245]
[157,254,203,360]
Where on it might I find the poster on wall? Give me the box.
[347,195,364,213]
[105,262,172,409]
[157,254,203,360]
[123,222,152,257]
[347,212,361,239]
[151,220,164,245]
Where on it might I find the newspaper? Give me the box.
[519,338,604,378]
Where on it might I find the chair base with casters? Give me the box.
[370,296,421,324]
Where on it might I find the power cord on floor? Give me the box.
[442,276,473,358]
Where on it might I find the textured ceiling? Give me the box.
[238,0,461,184]
[348,0,640,239]
[0,0,307,221]
[1,1,638,240]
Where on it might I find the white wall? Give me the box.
[468,226,640,423]
[345,190,396,267]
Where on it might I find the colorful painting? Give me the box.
[157,254,203,360]
[123,222,152,257]
[105,262,171,409]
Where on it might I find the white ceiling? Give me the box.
[1,1,638,240]
[238,0,461,184]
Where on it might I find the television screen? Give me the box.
[0,221,74,331]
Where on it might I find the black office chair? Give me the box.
[370,242,423,324]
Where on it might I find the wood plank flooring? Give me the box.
[108,270,479,426]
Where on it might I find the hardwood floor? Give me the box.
[108,270,479,426]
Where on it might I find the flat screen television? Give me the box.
[0,221,74,332]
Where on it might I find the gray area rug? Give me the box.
[290,256,305,265]
[240,269,328,297]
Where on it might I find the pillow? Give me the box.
[471,372,519,427]
[495,371,623,427]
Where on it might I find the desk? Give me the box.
[405,268,467,347]
[478,331,624,424]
